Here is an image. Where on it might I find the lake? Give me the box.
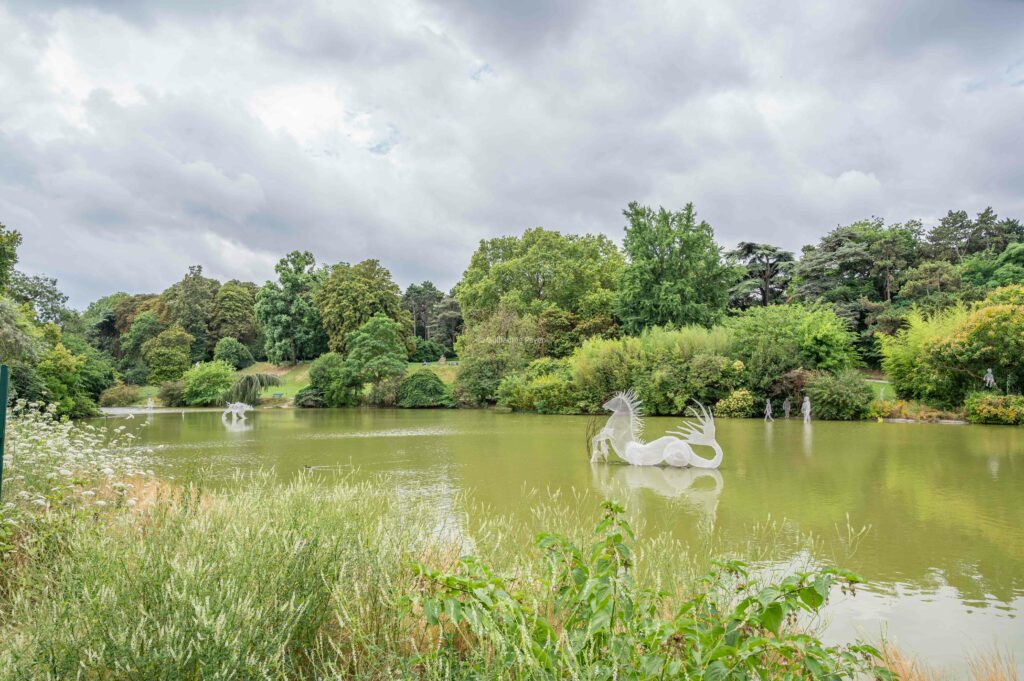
[112,408,1023,672]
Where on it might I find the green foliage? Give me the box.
[58,333,117,401]
[210,280,259,348]
[453,307,545,405]
[120,310,165,362]
[309,352,359,407]
[213,336,255,370]
[7,361,50,405]
[964,393,1024,425]
[714,388,756,418]
[293,386,327,408]
[0,221,22,292]
[617,202,735,333]
[8,270,70,324]
[408,337,446,363]
[927,207,1023,262]
[412,501,886,680]
[255,251,330,364]
[157,381,187,407]
[317,259,412,353]
[456,227,623,326]
[99,382,141,407]
[342,315,408,387]
[160,265,220,361]
[181,361,236,407]
[142,324,195,384]
[225,373,281,405]
[81,292,131,355]
[398,369,454,408]
[402,281,444,339]
[365,375,402,407]
[36,342,98,417]
[497,358,578,413]
[727,304,859,394]
[0,297,40,363]
[427,295,464,353]
[805,370,873,420]
[726,242,795,308]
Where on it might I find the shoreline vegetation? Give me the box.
[0,405,1016,680]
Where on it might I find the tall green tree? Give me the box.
[456,227,623,326]
[120,310,166,361]
[616,202,734,333]
[8,271,70,324]
[0,297,40,363]
[317,259,412,353]
[428,294,464,353]
[341,315,408,386]
[0,221,22,293]
[726,242,795,308]
[161,265,220,361]
[81,292,131,355]
[255,251,330,364]
[210,280,260,348]
[927,207,1023,262]
[402,281,444,339]
[142,324,195,383]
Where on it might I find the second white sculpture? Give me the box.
[590,389,723,469]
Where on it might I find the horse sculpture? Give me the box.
[590,390,723,469]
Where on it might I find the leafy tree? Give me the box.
[898,261,963,310]
[60,333,117,401]
[805,370,873,420]
[225,373,280,404]
[616,202,734,333]
[210,280,260,348]
[142,324,194,383]
[409,337,446,363]
[341,315,408,387]
[453,306,545,405]
[0,297,40,363]
[308,352,358,407]
[120,310,165,362]
[456,227,623,327]
[161,265,221,361]
[398,369,454,408]
[928,208,1024,262]
[213,336,255,369]
[182,360,236,406]
[8,361,50,405]
[428,295,464,353]
[403,281,445,339]
[726,242,795,308]
[962,243,1024,289]
[255,251,330,364]
[317,259,412,353]
[0,221,22,293]
[81,292,131,355]
[36,342,97,417]
[8,271,70,324]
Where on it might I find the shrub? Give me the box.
[714,388,755,418]
[120,359,149,386]
[224,373,280,404]
[408,337,446,363]
[496,358,578,413]
[35,342,98,418]
[99,382,140,407]
[213,337,255,370]
[398,369,454,408]
[309,352,359,407]
[157,381,187,408]
[727,304,859,394]
[964,393,1024,425]
[181,361,236,406]
[805,370,873,420]
[366,375,402,407]
[142,324,195,383]
[7,361,50,406]
[294,386,327,408]
[453,307,545,405]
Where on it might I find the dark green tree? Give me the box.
[213,336,255,369]
[428,294,464,354]
[120,310,165,362]
[142,324,195,383]
[255,251,330,364]
[161,265,220,361]
[341,315,408,386]
[0,221,22,293]
[616,202,734,333]
[210,280,260,348]
[402,281,444,339]
[726,242,795,308]
[81,292,131,355]
[317,259,412,353]
[8,271,70,324]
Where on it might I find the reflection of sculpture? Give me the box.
[801,396,812,423]
[764,399,773,422]
[145,398,155,412]
[782,397,791,419]
[984,368,996,389]
[593,465,724,530]
[590,390,723,468]
[220,410,253,432]
[223,402,253,421]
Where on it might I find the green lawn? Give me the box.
[241,362,312,399]
[865,378,895,400]
[406,361,457,385]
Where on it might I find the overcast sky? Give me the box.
[2,0,1022,308]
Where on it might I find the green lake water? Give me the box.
[112,408,1023,672]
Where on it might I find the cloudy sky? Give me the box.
[2,0,1022,307]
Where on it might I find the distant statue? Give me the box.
[801,396,812,423]
[764,398,774,422]
[590,390,723,468]
[438,355,447,365]
[984,368,996,389]
[782,397,791,419]
[223,402,253,422]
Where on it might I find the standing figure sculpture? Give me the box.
[801,396,812,423]
[782,397,791,419]
[984,368,996,389]
[764,399,774,422]
[590,390,723,469]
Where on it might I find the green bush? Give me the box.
[366,375,402,407]
[727,304,859,394]
[294,386,327,408]
[213,337,255,369]
[453,307,545,405]
[714,388,756,418]
[181,361,236,406]
[142,325,194,384]
[157,381,187,408]
[35,342,98,418]
[99,382,140,407]
[805,370,873,420]
[964,393,1024,425]
[398,369,454,408]
[497,358,578,413]
[408,337,446,363]
[7,361,50,406]
[309,352,359,407]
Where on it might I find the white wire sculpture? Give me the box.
[223,401,253,421]
[590,390,723,469]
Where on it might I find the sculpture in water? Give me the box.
[590,390,722,469]
[984,368,996,389]
[801,396,812,423]
[223,402,253,421]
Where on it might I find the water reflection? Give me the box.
[592,464,724,531]
[220,412,253,433]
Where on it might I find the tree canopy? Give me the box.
[317,259,412,353]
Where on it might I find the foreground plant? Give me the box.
[410,501,891,680]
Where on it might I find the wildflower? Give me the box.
[126,499,137,507]
[82,491,96,498]
[101,467,114,476]
[95,500,108,508]
[16,491,30,500]
[32,499,47,507]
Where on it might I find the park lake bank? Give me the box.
[96,408,1023,674]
